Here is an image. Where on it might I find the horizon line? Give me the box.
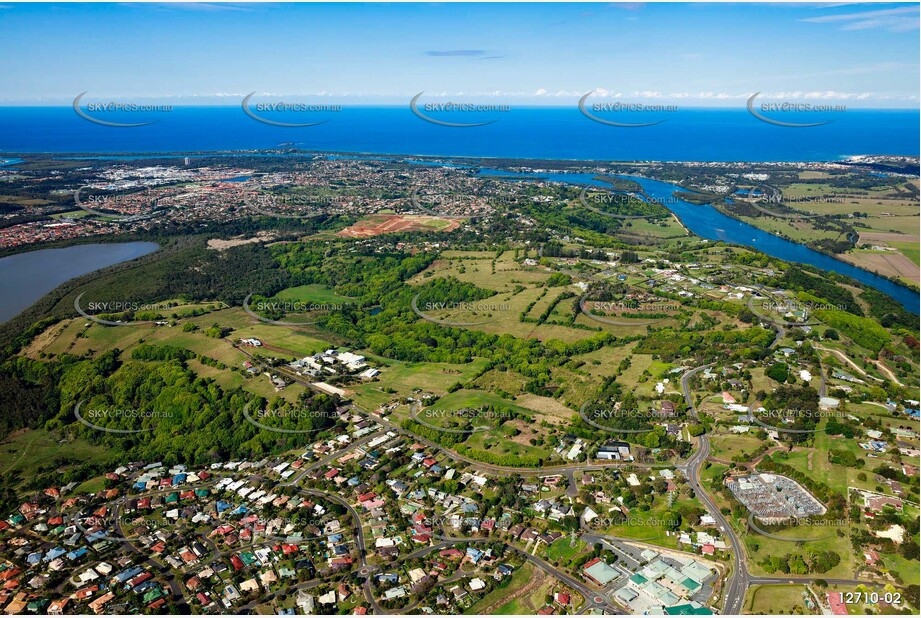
[2,103,919,111]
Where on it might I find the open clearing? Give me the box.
[839,249,920,285]
[336,214,460,237]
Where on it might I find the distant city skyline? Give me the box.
[1,2,918,108]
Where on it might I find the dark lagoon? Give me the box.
[0,242,159,322]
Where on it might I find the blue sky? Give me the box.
[1,2,918,107]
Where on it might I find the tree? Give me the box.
[662,510,682,531]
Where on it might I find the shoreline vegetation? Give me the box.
[1,150,917,305]
[1,147,919,171]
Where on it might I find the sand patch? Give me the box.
[208,232,276,250]
[515,393,577,424]
[336,214,460,238]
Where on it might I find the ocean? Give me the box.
[0,106,917,161]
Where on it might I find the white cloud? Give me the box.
[800,6,919,31]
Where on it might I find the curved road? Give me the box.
[238,344,669,476]
[679,363,878,614]
[678,363,748,614]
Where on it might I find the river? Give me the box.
[477,168,920,314]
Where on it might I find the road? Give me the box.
[235,340,885,614]
[678,363,749,614]
[237,342,668,476]
[678,363,880,614]
[111,500,190,612]
[297,486,386,613]
[425,534,623,614]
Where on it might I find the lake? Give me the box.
[0,242,160,322]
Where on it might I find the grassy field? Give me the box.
[229,324,333,358]
[840,247,919,286]
[460,418,553,462]
[778,429,903,496]
[745,584,815,614]
[389,387,560,465]
[0,429,111,489]
[409,250,665,342]
[27,304,333,365]
[745,524,856,579]
[471,367,529,396]
[882,552,921,587]
[186,358,306,403]
[888,240,920,266]
[573,343,636,379]
[74,475,108,494]
[411,251,550,292]
[597,495,702,549]
[348,355,491,414]
[21,307,317,403]
[542,537,587,564]
[727,176,920,275]
[709,434,767,462]
[418,389,535,421]
[468,562,538,614]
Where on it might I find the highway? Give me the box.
[678,363,877,614]
[237,342,884,614]
[678,363,749,614]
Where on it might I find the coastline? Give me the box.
[1,149,918,313]
[2,147,919,169]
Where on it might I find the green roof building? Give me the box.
[665,603,713,615]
